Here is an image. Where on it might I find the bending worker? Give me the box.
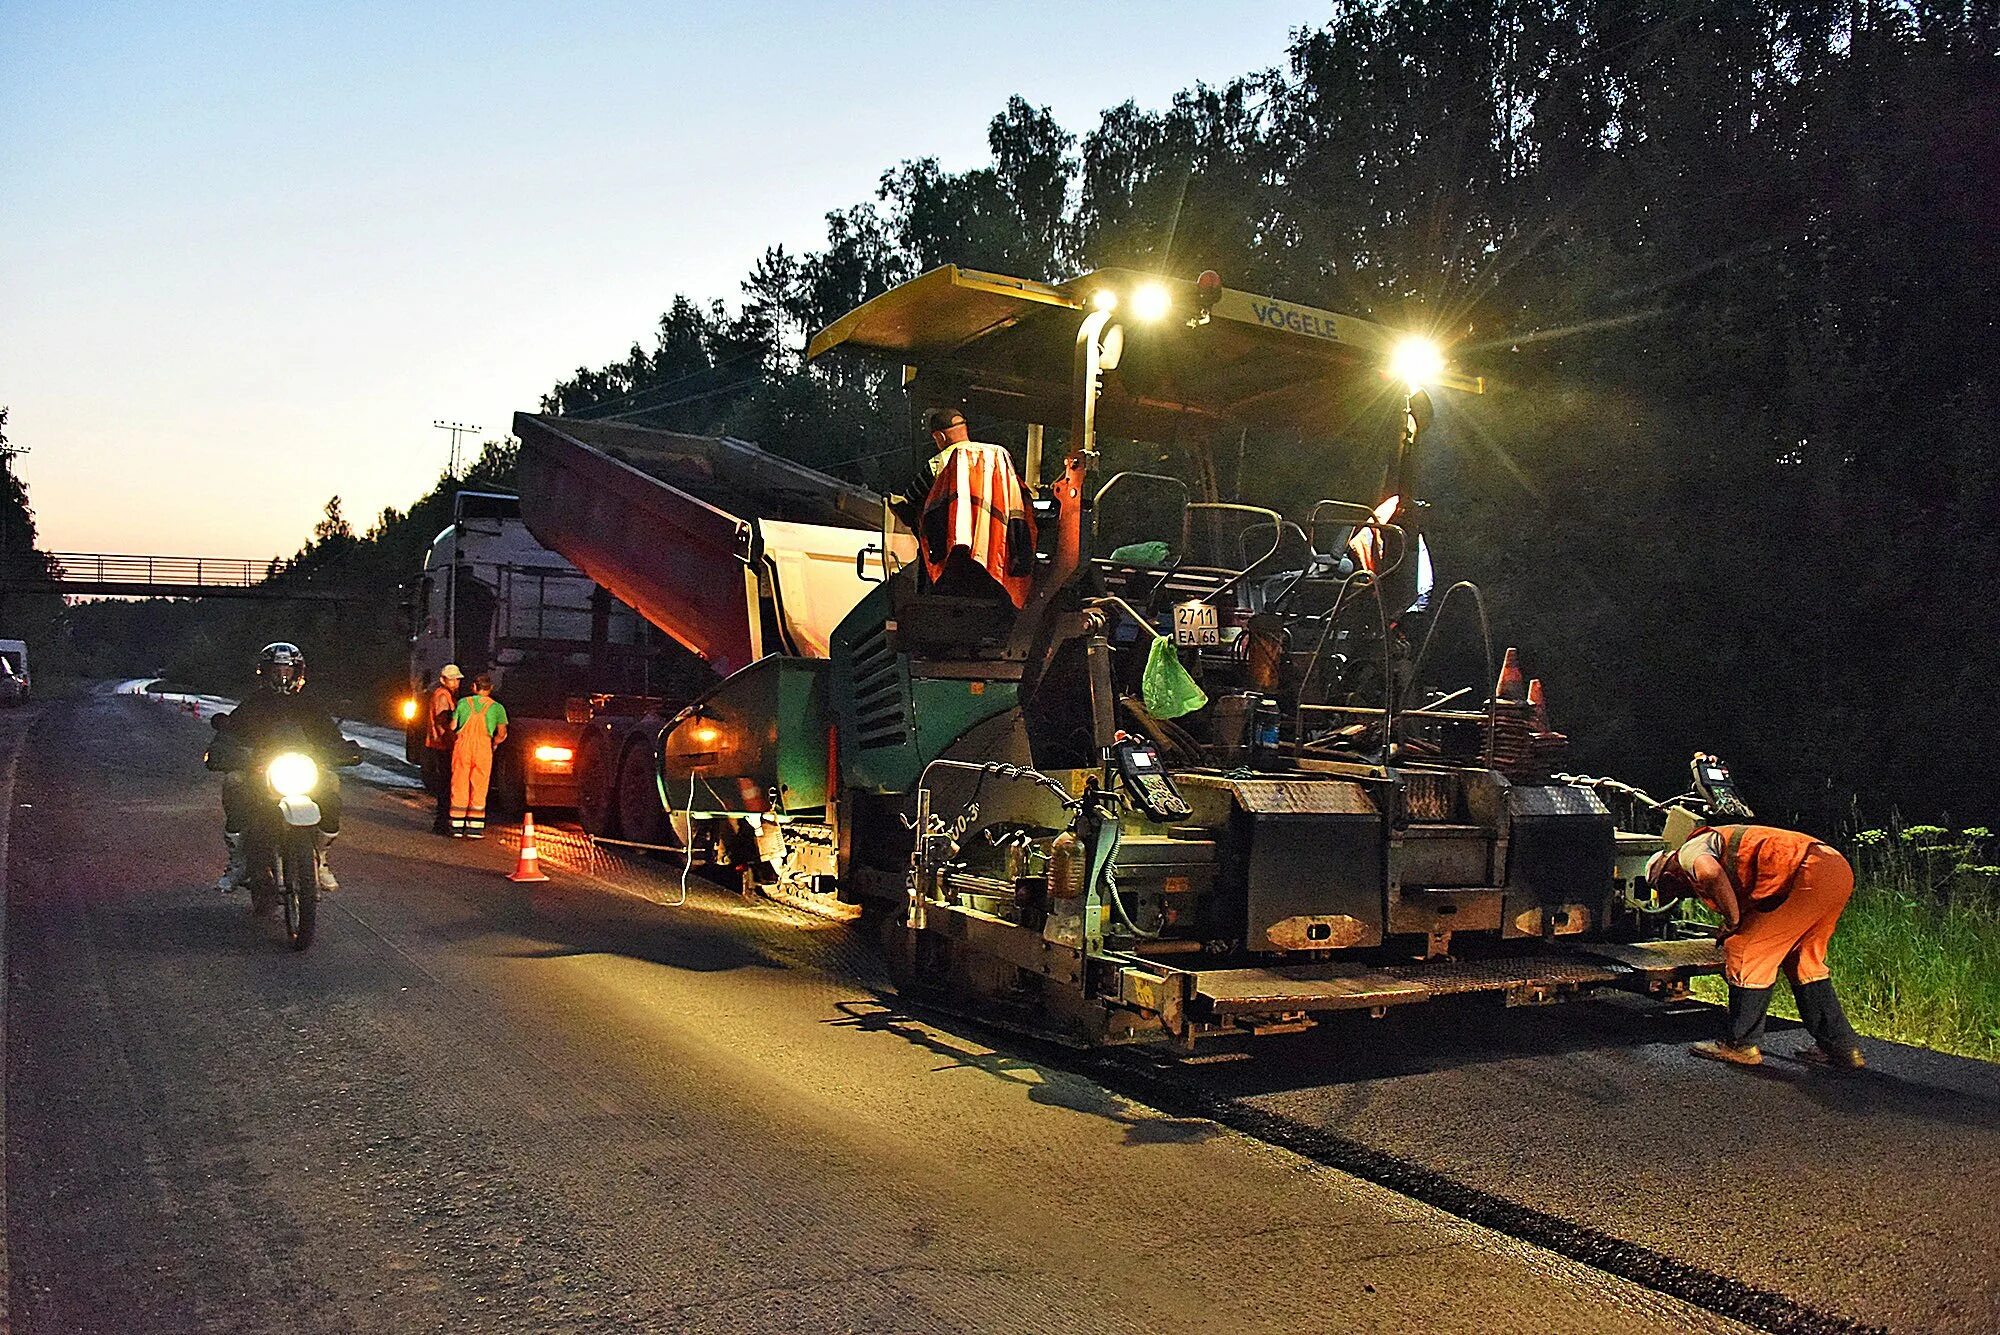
[1647,822,1866,1069]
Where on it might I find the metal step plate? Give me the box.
[1579,937,1725,980]
[1192,951,1652,1019]
[1193,965,1430,1016]
[1386,955,1622,995]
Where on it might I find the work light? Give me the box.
[1130,281,1172,322]
[1389,336,1445,391]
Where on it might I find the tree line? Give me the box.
[540,1,2000,825]
[25,1,1998,823]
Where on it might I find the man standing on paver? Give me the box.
[1648,823,1867,1070]
[424,664,463,835]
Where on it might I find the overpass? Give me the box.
[0,552,365,602]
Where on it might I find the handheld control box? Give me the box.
[1111,733,1192,822]
[1691,752,1753,820]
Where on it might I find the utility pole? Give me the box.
[432,421,482,480]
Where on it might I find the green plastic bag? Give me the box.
[1142,635,1208,720]
[1110,540,1171,567]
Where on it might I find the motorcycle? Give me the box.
[207,725,363,950]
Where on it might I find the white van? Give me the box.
[0,639,28,705]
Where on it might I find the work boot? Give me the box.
[1691,982,1774,1066]
[315,832,339,895]
[214,833,247,893]
[1793,979,1865,1069]
[1797,1044,1866,1070]
[1691,1039,1763,1067]
[1725,982,1775,1048]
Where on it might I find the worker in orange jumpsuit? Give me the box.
[449,673,508,838]
[1647,824,1865,1069]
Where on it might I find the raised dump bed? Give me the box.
[512,413,914,676]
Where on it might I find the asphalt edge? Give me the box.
[1085,1052,1886,1335]
[0,702,39,1334]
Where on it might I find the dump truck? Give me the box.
[510,416,915,842]
[516,265,1718,1047]
[404,490,678,811]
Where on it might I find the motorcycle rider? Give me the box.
[210,642,350,895]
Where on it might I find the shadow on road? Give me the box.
[828,998,1224,1147]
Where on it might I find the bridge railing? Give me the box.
[6,552,272,589]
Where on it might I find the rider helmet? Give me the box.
[256,642,307,695]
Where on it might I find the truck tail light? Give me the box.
[533,745,575,768]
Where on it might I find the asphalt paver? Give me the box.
[4,691,1747,1333]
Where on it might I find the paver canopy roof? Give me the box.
[807,265,1478,443]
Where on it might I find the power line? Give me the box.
[432,420,482,479]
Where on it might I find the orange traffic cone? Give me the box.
[1527,678,1549,732]
[1494,647,1527,702]
[509,811,550,883]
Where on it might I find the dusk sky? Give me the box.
[2,1,1325,559]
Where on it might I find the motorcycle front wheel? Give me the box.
[280,830,318,951]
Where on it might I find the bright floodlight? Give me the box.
[1130,281,1172,322]
[266,752,319,798]
[1091,288,1119,312]
[1389,336,1446,390]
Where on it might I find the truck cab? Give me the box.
[407,491,657,810]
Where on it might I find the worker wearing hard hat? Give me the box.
[1647,822,1866,1070]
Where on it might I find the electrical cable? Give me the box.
[667,767,700,908]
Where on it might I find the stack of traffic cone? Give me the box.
[509,812,551,884]
[1484,652,1569,780]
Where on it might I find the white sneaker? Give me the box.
[315,833,339,894]
[215,834,247,893]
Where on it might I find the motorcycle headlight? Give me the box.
[266,752,319,798]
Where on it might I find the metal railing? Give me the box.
[24,552,270,588]
[0,552,363,601]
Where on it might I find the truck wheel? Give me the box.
[616,741,672,847]
[575,731,619,838]
[489,749,525,818]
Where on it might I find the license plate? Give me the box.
[1173,601,1219,647]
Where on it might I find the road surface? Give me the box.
[5,689,1994,1332]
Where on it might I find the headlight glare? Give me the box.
[1389,336,1446,391]
[266,752,319,798]
[1130,281,1172,322]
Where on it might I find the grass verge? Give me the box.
[1689,873,2000,1062]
